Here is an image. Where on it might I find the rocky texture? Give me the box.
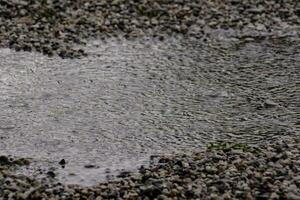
[0,0,300,58]
[0,1,299,199]
[0,138,299,199]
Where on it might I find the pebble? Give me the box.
[0,0,299,58]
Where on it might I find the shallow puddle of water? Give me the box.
[0,37,299,185]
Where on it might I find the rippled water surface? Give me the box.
[0,38,299,185]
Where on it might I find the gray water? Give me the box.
[0,37,299,185]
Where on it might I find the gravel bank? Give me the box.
[0,0,300,58]
[1,138,299,199]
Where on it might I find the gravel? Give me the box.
[0,138,299,199]
[0,0,299,199]
[0,0,300,58]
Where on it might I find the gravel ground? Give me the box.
[0,0,300,199]
[0,0,300,58]
[0,138,299,199]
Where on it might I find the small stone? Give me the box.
[117,171,131,178]
[256,23,266,31]
[59,159,66,167]
[84,164,98,169]
[0,156,10,165]
[47,171,56,178]
[264,99,278,108]
[286,192,300,200]
[12,158,30,166]
[270,192,280,199]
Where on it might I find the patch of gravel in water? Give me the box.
[0,138,299,199]
[0,0,300,58]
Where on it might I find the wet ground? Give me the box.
[0,37,299,185]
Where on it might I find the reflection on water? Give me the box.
[0,37,299,185]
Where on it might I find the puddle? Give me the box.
[0,37,299,185]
